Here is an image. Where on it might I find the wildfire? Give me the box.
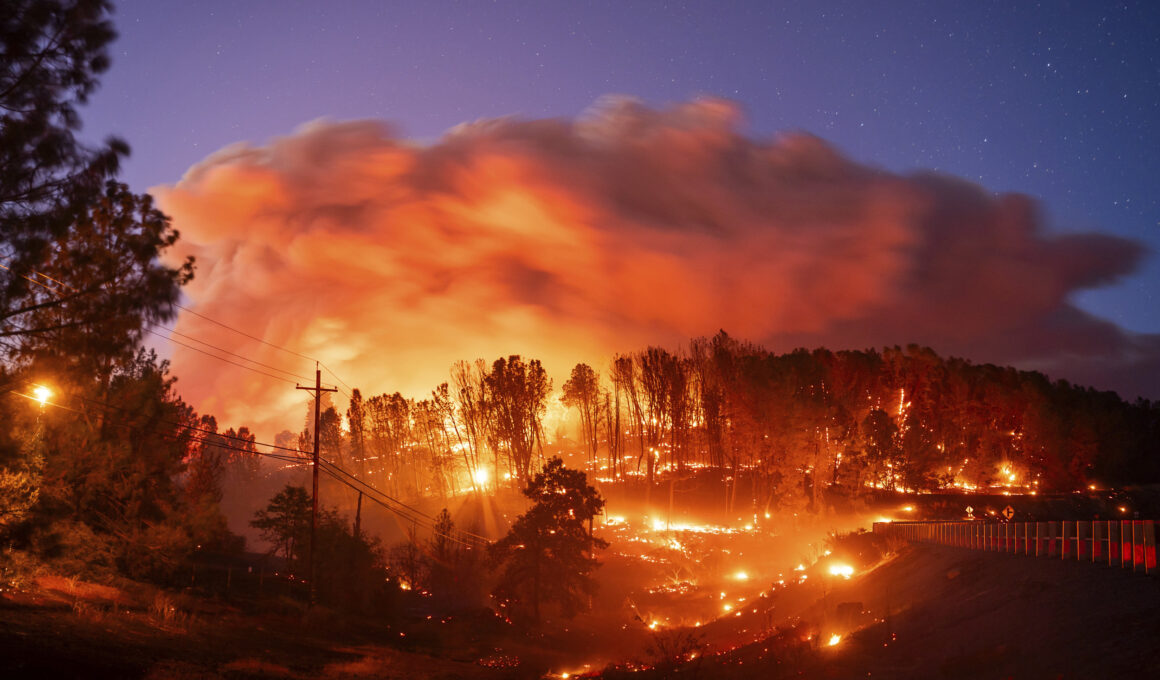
[828,563,854,579]
[828,634,842,646]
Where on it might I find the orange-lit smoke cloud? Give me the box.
[155,97,1156,437]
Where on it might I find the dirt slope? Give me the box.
[693,542,1160,680]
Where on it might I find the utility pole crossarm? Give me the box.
[296,365,338,605]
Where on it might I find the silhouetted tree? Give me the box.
[2,1,125,324]
[485,355,550,484]
[562,363,601,467]
[488,457,607,623]
[251,484,311,572]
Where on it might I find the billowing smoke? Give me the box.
[155,97,1156,437]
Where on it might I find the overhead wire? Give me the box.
[316,457,492,546]
[8,388,308,466]
[67,390,479,542]
[13,384,492,547]
[2,259,343,392]
[316,462,487,549]
[170,301,355,396]
[5,263,491,544]
[148,326,315,382]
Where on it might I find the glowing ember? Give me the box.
[828,564,854,579]
[828,634,842,646]
[733,570,749,581]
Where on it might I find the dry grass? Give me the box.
[148,591,198,631]
[36,574,130,606]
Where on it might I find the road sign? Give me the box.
[1002,505,1014,520]
[966,505,974,514]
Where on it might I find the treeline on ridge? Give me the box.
[328,332,1159,515]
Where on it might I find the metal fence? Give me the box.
[872,519,1159,576]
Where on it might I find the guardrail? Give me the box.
[872,519,1158,576]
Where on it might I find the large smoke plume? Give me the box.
[156,97,1157,437]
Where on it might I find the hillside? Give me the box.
[4,536,1159,679]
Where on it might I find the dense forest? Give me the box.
[332,335,1160,517]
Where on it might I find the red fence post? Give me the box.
[1091,521,1104,562]
[1047,522,1059,557]
[1014,522,1024,555]
[1122,521,1134,568]
[1036,522,1047,557]
[1143,521,1157,575]
[1132,521,1145,573]
[1062,522,1074,559]
[1076,522,1089,560]
[1109,522,1121,567]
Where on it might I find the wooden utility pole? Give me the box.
[296,365,336,604]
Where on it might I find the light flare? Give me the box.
[32,385,51,406]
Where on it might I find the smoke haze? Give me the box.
[155,97,1157,437]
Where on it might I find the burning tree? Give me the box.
[488,457,607,623]
[561,363,601,467]
[484,355,550,484]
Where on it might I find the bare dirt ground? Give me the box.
[0,575,517,679]
[657,541,1160,679]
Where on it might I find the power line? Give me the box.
[150,327,315,383]
[12,386,490,547]
[316,462,485,549]
[4,263,489,544]
[72,392,308,456]
[173,302,316,363]
[3,259,358,398]
[151,331,301,386]
[8,389,307,466]
[166,304,356,400]
[316,456,491,546]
